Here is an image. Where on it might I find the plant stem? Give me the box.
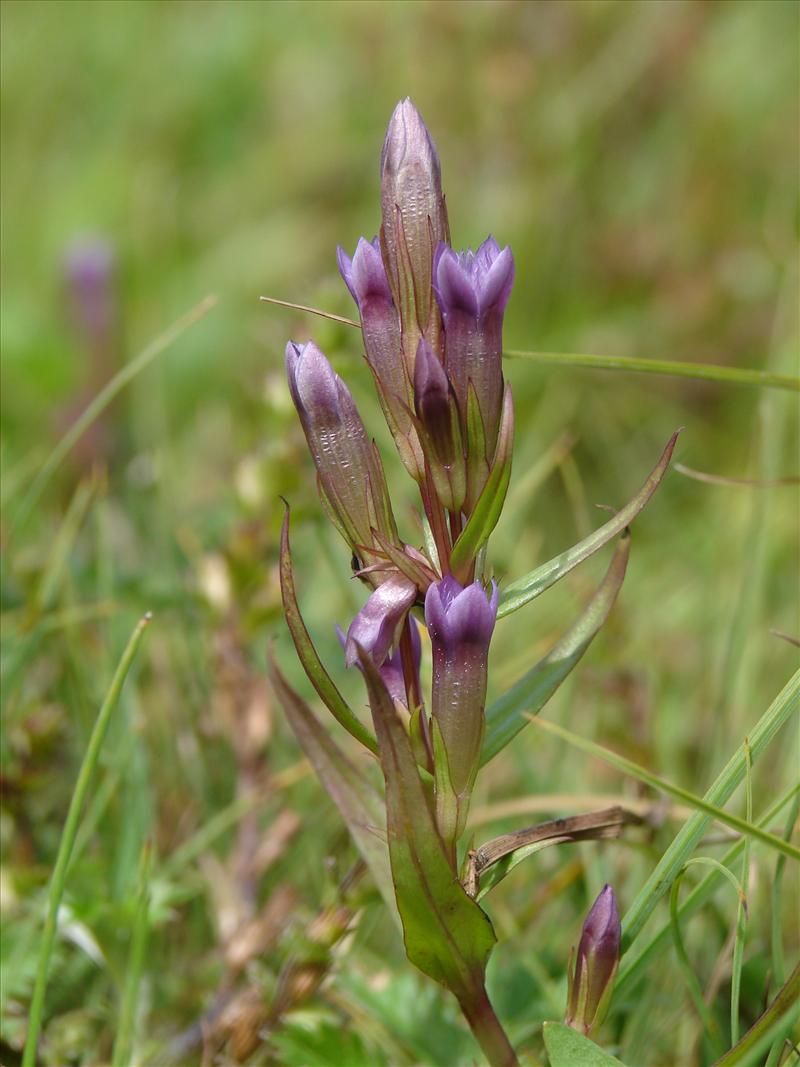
[457,983,520,1067]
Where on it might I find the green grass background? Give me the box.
[1,1,798,1065]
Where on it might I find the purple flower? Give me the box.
[433,237,515,468]
[344,574,418,669]
[565,885,621,1036]
[337,239,421,479]
[285,340,396,561]
[425,575,498,656]
[64,238,117,355]
[339,615,422,708]
[424,577,498,842]
[413,340,465,512]
[380,98,449,338]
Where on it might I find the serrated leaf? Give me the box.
[543,1022,627,1067]
[279,507,378,754]
[266,651,396,921]
[497,430,679,618]
[451,386,514,583]
[482,532,630,765]
[357,646,496,994]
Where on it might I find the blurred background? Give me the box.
[1,2,798,1064]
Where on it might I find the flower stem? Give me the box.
[457,983,520,1067]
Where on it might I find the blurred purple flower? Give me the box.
[64,238,117,352]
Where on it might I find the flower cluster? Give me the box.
[285,99,515,852]
[272,100,672,1065]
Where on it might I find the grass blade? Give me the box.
[504,349,799,392]
[22,613,151,1067]
[482,532,630,765]
[615,783,800,999]
[12,294,217,536]
[669,869,728,1058]
[711,963,800,1067]
[497,432,677,619]
[730,739,752,1046]
[620,670,800,953]
[111,840,152,1067]
[266,649,396,920]
[530,716,800,862]
[770,790,800,989]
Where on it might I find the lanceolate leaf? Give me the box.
[266,650,396,920]
[356,645,496,995]
[482,532,630,766]
[279,507,378,754]
[451,386,514,583]
[497,431,679,619]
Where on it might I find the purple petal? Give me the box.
[336,246,356,303]
[434,245,479,318]
[339,237,393,307]
[285,340,340,419]
[478,245,514,317]
[345,575,417,668]
[425,577,497,652]
[381,98,441,182]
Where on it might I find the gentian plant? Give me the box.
[269,100,678,1065]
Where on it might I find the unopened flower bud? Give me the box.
[433,237,514,463]
[565,884,621,1037]
[380,98,449,340]
[425,577,498,841]
[413,340,465,513]
[337,238,422,479]
[285,340,396,562]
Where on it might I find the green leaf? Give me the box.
[497,431,678,619]
[450,386,514,583]
[531,717,800,861]
[356,646,496,995]
[543,1022,627,1067]
[266,651,396,921]
[504,349,799,392]
[669,870,726,1058]
[482,531,630,765]
[279,507,378,754]
[619,670,800,953]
